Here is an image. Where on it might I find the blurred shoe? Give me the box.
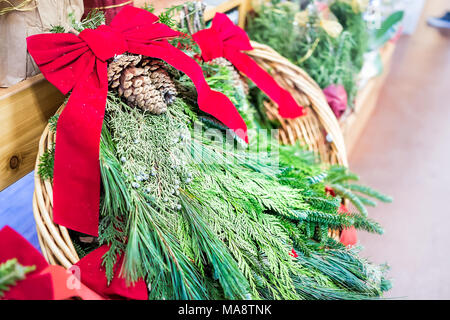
[427,12,450,30]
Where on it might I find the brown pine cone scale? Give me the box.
[107,54,177,115]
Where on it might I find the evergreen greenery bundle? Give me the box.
[37,8,393,300]
[38,62,392,300]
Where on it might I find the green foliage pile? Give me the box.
[96,91,391,299]
[247,1,369,107]
[330,1,369,70]
[0,259,35,298]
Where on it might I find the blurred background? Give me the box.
[350,0,450,300]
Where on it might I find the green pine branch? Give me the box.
[37,143,55,181]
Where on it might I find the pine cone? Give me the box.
[108,54,142,87]
[209,57,248,95]
[107,54,177,115]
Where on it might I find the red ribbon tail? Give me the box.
[226,49,305,118]
[199,89,249,143]
[52,59,108,237]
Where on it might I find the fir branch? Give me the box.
[325,165,360,183]
[37,143,55,180]
[302,210,354,228]
[69,9,105,33]
[350,213,384,235]
[343,183,393,203]
[72,241,97,259]
[141,3,154,13]
[355,194,377,207]
[329,183,368,217]
[305,196,342,214]
[37,113,59,180]
[308,172,328,185]
[158,4,185,29]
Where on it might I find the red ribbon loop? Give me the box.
[193,13,305,118]
[79,25,128,61]
[195,28,224,60]
[27,6,248,237]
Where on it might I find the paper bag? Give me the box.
[0,0,84,87]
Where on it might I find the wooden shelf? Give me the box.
[204,0,250,27]
[0,74,64,191]
[340,42,397,156]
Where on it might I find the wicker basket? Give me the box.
[33,105,80,268]
[34,42,347,266]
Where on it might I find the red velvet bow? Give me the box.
[27,6,248,237]
[0,226,145,300]
[193,13,305,118]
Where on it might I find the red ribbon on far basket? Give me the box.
[26,6,248,237]
[193,13,305,119]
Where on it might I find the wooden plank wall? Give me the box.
[0,75,64,191]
